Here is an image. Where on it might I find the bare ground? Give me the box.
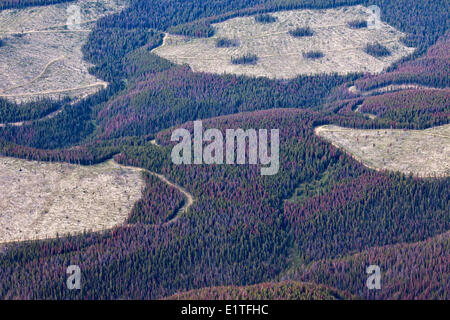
[153,5,415,79]
[0,0,126,103]
[315,124,450,178]
[0,157,145,243]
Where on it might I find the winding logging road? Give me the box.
[113,157,194,226]
[148,170,194,226]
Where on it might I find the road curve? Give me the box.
[112,159,194,226]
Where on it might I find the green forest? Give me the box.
[0,0,448,300]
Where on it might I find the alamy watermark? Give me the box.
[66,5,82,31]
[66,265,81,290]
[367,5,382,30]
[170,121,280,176]
[366,265,381,290]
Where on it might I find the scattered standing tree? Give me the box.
[365,42,392,57]
[347,19,368,29]
[255,14,278,24]
[216,37,240,48]
[289,26,314,37]
[231,53,258,65]
[303,50,324,59]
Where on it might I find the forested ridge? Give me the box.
[286,231,450,300]
[0,98,67,124]
[0,0,448,300]
[166,281,350,300]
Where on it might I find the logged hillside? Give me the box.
[153,6,414,79]
[0,157,144,243]
[315,124,450,177]
[0,0,126,103]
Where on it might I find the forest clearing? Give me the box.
[315,124,450,177]
[0,0,126,102]
[0,157,144,243]
[153,5,415,79]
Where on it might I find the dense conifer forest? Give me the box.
[0,0,448,300]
